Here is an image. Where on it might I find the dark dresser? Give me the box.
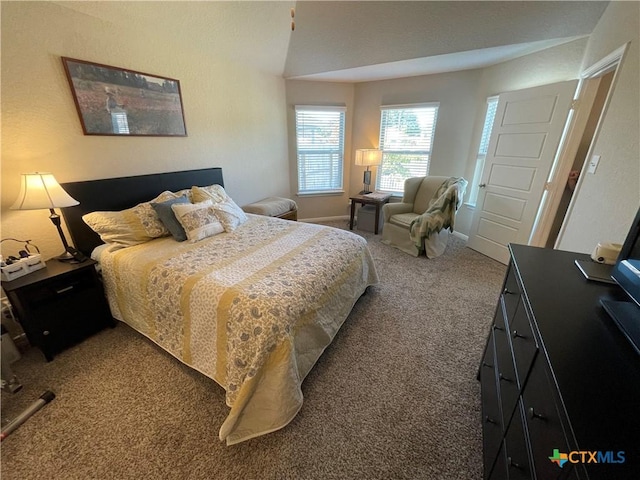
[479,244,640,480]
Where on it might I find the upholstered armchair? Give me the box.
[381,176,467,258]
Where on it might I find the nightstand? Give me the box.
[349,194,390,234]
[1,259,115,361]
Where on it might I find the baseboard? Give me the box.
[300,215,349,224]
[452,231,469,242]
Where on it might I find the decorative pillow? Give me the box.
[82,190,186,247]
[83,207,156,247]
[191,185,247,231]
[191,184,229,204]
[212,197,248,232]
[171,199,224,242]
[151,195,190,242]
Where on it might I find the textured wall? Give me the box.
[1,2,290,260]
[558,1,640,253]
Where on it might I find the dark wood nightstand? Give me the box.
[349,194,390,234]
[1,259,115,361]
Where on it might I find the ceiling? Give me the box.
[284,1,610,82]
[56,1,610,83]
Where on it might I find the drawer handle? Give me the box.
[507,457,523,470]
[493,325,504,332]
[503,288,514,295]
[484,415,497,424]
[499,373,513,383]
[43,330,50,336]
[528,406,546,421]
[482,361,493,369]
[55,286,74,294]
[512,329,527,339]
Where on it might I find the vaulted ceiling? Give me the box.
[56,1,609,83]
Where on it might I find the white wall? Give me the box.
[1,2,290,260]
[558,1,640,253]
[285,80,355,220]
[352,69,482,185]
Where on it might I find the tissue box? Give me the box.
[1,254,45,282]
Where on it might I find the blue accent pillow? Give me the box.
[151,195,190,241]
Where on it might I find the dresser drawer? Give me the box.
[504,400,533,480]
[480,331,503,479]
[22,269,95,308]
[521,357,572,480]
[493,310,519,427]
[502,265,522,320]
[509,300,539,388]
[488,442,508,480]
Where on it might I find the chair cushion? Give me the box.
[242,197,297,217]
[389,212,420,228]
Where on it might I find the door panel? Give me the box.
[468,80,577,264]
[495,133,546,158]
[484,193,526,221]
[488,165,535,191]
[503,95,557,124]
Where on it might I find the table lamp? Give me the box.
[10,172,85,262]
[354,149,382,194]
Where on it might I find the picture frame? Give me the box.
[61,57,187,137]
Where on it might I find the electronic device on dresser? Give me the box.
[600,206,640,355]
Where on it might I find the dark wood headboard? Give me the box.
[60,168,224,256]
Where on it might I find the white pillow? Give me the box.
[171,199,224,242]
[212,197,248,232]
[191,184,247,231]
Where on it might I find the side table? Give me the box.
[349,194,390,235]
[1,259,115,361]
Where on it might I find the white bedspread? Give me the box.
[98,215,378,444]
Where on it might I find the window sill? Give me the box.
[296,190,345,197]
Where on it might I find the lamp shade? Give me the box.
[354,149,382,167]
[10,173,79,210]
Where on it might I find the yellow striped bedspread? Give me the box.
[98,215,379,445]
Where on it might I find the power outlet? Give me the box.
[587,155,601,174]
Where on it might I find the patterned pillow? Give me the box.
[191,185,247,231]
[212,197,248,232]
[82,190,185,247]
[151,195,190,242]
[171,199,224,242]
[191,184,228,204]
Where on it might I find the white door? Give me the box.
[467,80,578,264]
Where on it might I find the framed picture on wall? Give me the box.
[61,57,187,136]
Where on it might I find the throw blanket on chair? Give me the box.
[409,177,468,250]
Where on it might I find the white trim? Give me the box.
[295,105,346,112]
[452,231,469,242]
[296,190,345,197]
[300,215,349,223]
[380,102,440,110]
[581,44,628,78]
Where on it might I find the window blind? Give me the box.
[295,106,346,194]
[377,103,439,193]
[468,96,499,206]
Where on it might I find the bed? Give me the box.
[60,168,379,445]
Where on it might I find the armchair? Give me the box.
[381,176,467,257]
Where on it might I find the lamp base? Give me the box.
[55,247,87,263]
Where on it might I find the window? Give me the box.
[377,103,439,193]
[295,105,346,194]
[468,96,499,206]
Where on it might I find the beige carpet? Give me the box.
[1,221,505,480]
